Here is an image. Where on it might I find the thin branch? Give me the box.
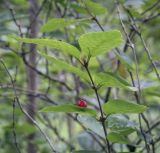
[23,53,72,91]
[129,71,151,153]
[69,114,107,151]
[0,60,57,153]
[5,4,23,37]
[27,0,48,33]
[126,9,160,80]
[115,1,152,152]
[0,83,108,151]
[42,114,75,150]
[104,87,111,103]
[141,0,160,15]
[142,12,160,23]
[81,0,104,31]
[12,98,21,153]
[83,60,111,153]
[115,0,141,96]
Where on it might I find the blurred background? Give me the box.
[0,0,160,153]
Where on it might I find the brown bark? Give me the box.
[26,0,39,153]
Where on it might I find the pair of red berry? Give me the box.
[77,99,87,108]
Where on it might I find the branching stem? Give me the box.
[84,62,111,153]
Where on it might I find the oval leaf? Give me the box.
[39,52,89,82]
[77,116,105,138]
[17,38,80,58]
[41,18,77,32]
[107,132,130,144]
[40,104,97,117]
[78,30,123,57]
[84,0,107,15]
[93,72,137,91]
[102,99,147,115]
[106,115,136,135]
[41,18,88,33]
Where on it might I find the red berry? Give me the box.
[77,99,87,108]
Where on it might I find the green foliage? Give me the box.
[40,104,97,116]
[107,115,136,144]
[41,18,88,33]
[71,3,87,14]
[71,0,107,16]
[106,115,136,135]
[93,72,137,91]
[17,30,123,59]
[1,0,160,152]
[107,132,130,144]
[41,18,77,32]
[78,31,123,57]
[17,38,80,58]
[83,0,107,15]
[102,99,147,114]
[39,52,89,81]
[78,116,105,138]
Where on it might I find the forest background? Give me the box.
[0,0,160,153]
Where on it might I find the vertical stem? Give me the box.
[27,0,39,153]
[129,71,151,153]
[84,65,111,153]
[13,98,21,153]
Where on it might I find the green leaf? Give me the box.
[17,38,80,58]
[41,18,76,32]
[93,72,137,91]
[72,151,100,153]
[41,18,88,33]
[77,116,105,138]
[89,57,99,69]
[84,0,107,15]
[71,3,88,14]
[107,132,130,144]
[113,128,135,135]
[106,115,136,135]
[39,52,89,81]
[40,104,97,117]
[102,99,147,115]
[78,30,123,57]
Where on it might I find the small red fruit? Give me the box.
[77,99,87,108]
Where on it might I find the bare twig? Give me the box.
[129,72,151,153]
[42,114,75,150]
[126,9,160,80]
[0,60,57,153]
[115,0,141,96]
[27,0,48,33]
[141,0,160,15]
[115,1,153,152]
[5,5,23,37]
[12,98,21,153]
